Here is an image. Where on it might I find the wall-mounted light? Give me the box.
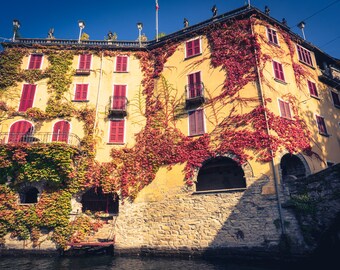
[12,19,20,41]
[137,22,143,47]
[78,20,85,43]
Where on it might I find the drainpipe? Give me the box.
[94,52,104,136]
[250,22,286,236]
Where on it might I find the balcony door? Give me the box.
[52,120,70,143]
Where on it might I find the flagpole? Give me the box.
[156,0,159,41]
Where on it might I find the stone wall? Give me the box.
[113,176,304,256]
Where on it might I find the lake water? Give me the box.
[0,255,326,270]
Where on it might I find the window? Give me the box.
[20,187,39,204]
[316,115,328,136]
[196,157,246,192]
[307,80,318,98]
[267,28,278,45]
[185,38,201,58]
[112,85,127,110]
[19,84,36,112]
[115,55,128,72]
[278,99,292,119]
[28,54,43,69]
[74,84,88,101]
[8,120,33,143]
[331,91,340,108]
[297,45,313,67]
[188,109,204,136]
[109,119,125,143]
[273,61,285,82]
[187,72,203,99]
[81,187,119,214]
[52,120,70,142]
[78,54,92,70]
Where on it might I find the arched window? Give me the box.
[8,120,33,143]
[81,187,119,214]
[196,157,246,192]
[52,120,70,142]
[280,154,306,180]
[20,187,39,204]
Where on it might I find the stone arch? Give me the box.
[81,187,119,214]
[196,155,248,192]
[279,153,311,182]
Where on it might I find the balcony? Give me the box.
[319,66,340,90]
[0,132,81,148]
[107,96,128,117]
[185,82,205,108]
[75,69,91,76]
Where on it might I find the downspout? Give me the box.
[94,51,104,136]
[250,21,286,236]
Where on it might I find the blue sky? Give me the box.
[0,0,339,59]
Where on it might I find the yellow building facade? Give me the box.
[0,5,339,254]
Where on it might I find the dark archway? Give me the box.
[280,154,306,181]
[20,187,39,203]
[196,157,246,192]
[81,187,119,214]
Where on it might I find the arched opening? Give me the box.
[81,187,119,214]
[52,120,70,142]
[8,120,33,143]
[196,157,246,192]
[280,154,306,181]
[20,187,39,203]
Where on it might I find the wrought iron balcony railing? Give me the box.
[0,132,81,148]
[107,96,128,117]
[185,82,205,108]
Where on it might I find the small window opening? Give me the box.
[280,154,306,181]
[20,187,39,203]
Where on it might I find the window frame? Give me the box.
[73,83,89,102]
[52,120,71,143]
[296,44,314,67]
[112,84,128,110]
[315,114,329,136]
[18,84,37,112]
[188,109,205,136]
[27,54,43,70]
[187,71,203,99]
[8,120,34,143]
[330,90,340,108]
[77,54,92,71]
[185,37,202,59]
[115,55,129,72]
[108,118,126,144]
[307,80,319,99]
[267,27,279,45]
[278,99,292,119]
[272,60,286,82]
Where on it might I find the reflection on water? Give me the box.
[0,255,325,270]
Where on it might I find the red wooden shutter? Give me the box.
[109,120,125,143]
[116,56,128,72]
[279,100,291,119]
[79,54,91,70]
[193,39,200,55]
[9,121,33,143]
[316,115,327,135]
[19,84,36,112]
[113,85,126,109]
[307,81,318,97]
[28,55,42,69]
[75,84,88,101]
[188,72,201,98]
[186,41,193,57]
[52,121,70,142]
[189,110,204,136]
[273,61,285,81]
